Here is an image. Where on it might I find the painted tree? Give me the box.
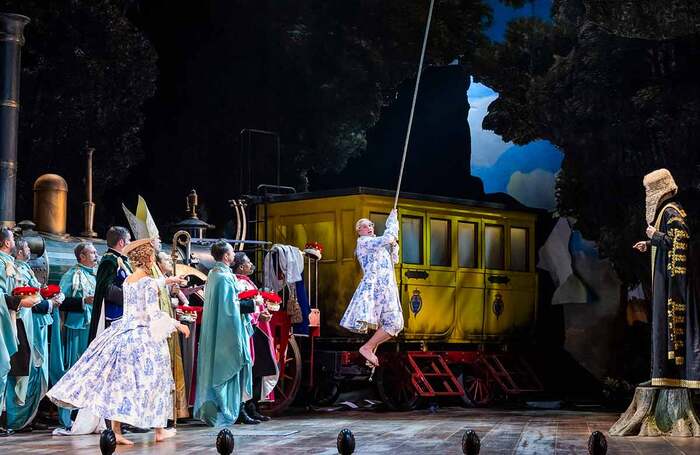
[0,0,157,232]
[474,0,700,286]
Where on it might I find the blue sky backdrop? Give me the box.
[469,0,561,209]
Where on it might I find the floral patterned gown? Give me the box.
[46,277,179,428]
[340,210,404,336]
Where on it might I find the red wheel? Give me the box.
[460,365,493,407]
[260,335,301,415]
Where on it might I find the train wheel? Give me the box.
[460,365,493,407]
[375,356,423,411]
[260,335,302,416]
[311,379,341,406]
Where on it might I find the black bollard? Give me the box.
[588,431,607,455]
[216,428,235,455]
[461,429,480,455]
[99,429,117,455]
[337,428,356,454]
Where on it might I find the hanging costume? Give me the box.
[263,245,310,335]
[340,210,404,336]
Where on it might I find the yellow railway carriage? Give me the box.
[257,187,538,344]
[254,187,544,410]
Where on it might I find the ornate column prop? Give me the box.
[0,12,30,228]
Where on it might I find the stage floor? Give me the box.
[2,407,700,454]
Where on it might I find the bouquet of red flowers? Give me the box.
[40,284,62,299]
[260,290,282,311]
[237,289,260,301]
[12,286,40,297]
[237,289,282,311]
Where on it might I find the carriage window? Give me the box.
[277,212,336,260]
[458,222,477,268]
[484,225,504,270]
[369,212,388,237]
[430,219,450,266]
[401,216,423,264]
[510,227,529,272]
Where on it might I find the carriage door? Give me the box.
[453,218,486,342]
[399,209,455,339]
[482,222,536,340]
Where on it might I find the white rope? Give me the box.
[393,0,436,210]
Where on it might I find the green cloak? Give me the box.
[88,250,131,342]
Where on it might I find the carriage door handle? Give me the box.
[405,270,429,279]
[488,275,510,284]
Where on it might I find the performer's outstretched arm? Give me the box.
[360,209,399,249]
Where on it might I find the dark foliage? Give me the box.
[0,0,157,234]
[119,0,494,229]
[474,0,700,286]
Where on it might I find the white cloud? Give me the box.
[506,169,557,209]
[467,79,513,167]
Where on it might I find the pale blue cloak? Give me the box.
[6,260,51,429]
[194,262,253,427]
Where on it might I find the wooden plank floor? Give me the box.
[2,407,700,454]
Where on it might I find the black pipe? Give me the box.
[239,128,281,195]
[0,12,29,228]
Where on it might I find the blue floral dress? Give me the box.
[340,210,404,336]
[46,277,178,428]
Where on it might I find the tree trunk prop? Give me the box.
[609,387,700,437]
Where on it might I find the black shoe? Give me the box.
[0,428,15,437]
[246,402,271,422]
[121,423,150,433]
[236,404,260,425]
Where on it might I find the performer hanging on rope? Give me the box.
[340,209,403,367]
[339,0,434,370]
